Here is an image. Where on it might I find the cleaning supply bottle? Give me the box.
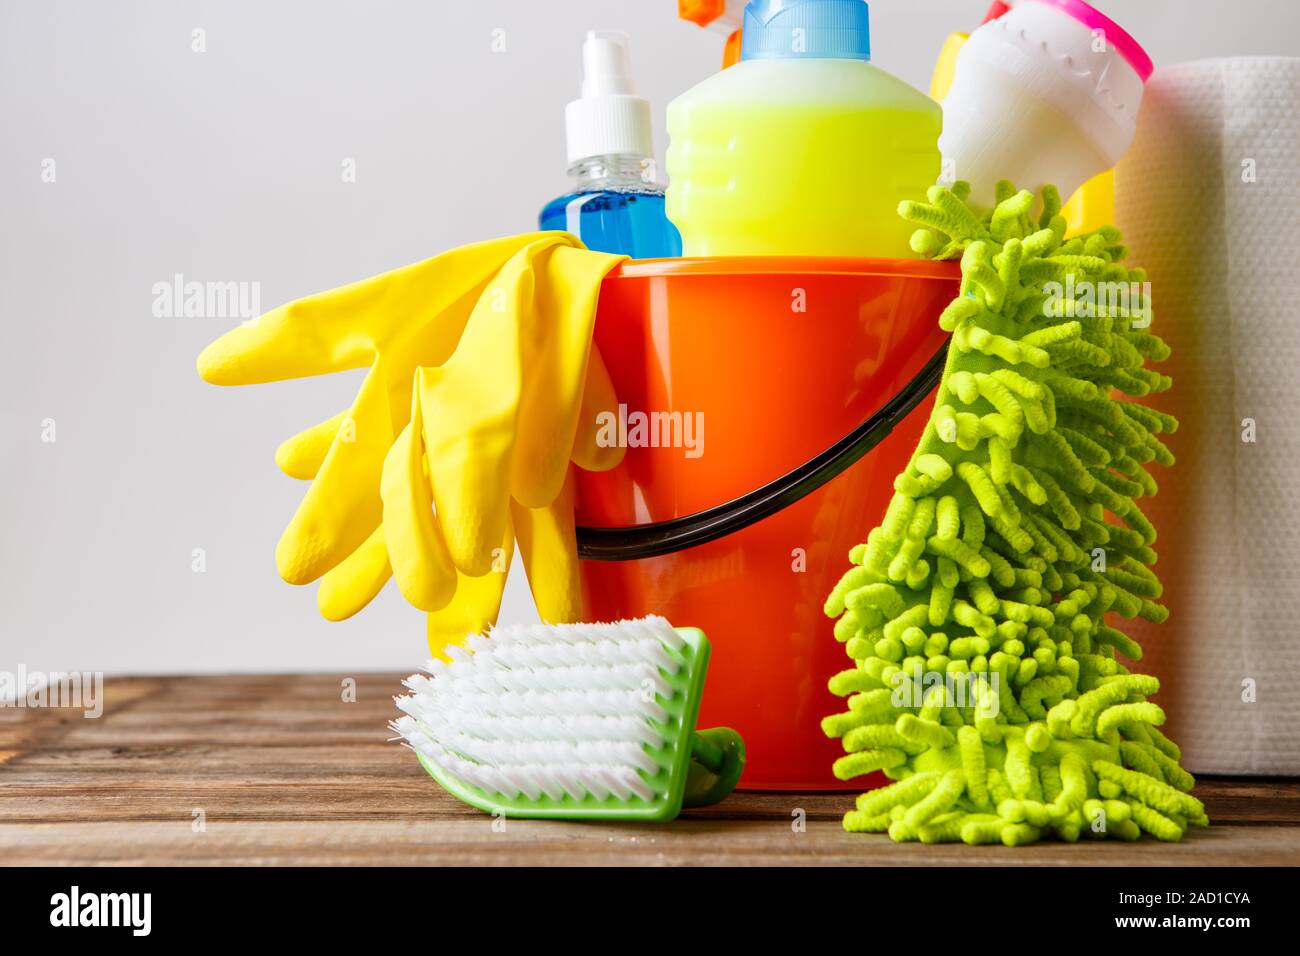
[665,0,941,258]
[539,31,682,259]
[937,0,1152,212]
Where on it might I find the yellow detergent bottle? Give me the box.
[666,0,941,257]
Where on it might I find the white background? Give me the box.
[3,0,1298,674]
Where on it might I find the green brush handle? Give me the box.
[682,727,746,809]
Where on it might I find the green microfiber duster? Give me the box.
[822,181,1207,846]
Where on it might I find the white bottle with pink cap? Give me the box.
[938,0,1153,207]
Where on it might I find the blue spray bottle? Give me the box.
[540,30,682,259]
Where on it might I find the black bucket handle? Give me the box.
[575,339,949,561]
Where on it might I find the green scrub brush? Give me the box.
[392,616,745,820]
[822,181,1207,846]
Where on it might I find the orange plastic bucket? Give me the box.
[574,257,960,790]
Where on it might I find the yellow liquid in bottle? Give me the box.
[666,58,942,258]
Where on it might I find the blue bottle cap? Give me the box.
[740,0,871,62]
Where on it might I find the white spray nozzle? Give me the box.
[565,29,654,166]
[581,30,635,98]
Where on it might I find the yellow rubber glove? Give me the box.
[197,233,546,585]
[421,476,584,660]
[380,240,626,645]
[197,232,625,641]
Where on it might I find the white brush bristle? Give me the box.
[392,616,686,804]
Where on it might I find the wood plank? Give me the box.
[1,820,1293,867]
[2,674,1298,865]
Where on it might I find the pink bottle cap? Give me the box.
[1034,0,1153,82]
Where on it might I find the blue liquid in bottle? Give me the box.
[539,155,682,259]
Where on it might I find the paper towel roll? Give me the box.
[1115,57,1300,775]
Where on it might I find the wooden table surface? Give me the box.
[2,674,1297,866]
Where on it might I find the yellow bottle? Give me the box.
[666,0,941,258]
